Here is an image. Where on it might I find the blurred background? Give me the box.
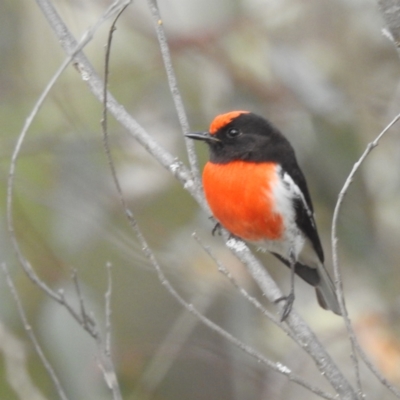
[0,0,400,399]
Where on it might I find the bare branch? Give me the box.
[331,109,400,399]
[192,233,292,335]
[1,263,69,400]
[8,0,133,337]
[146,0,201,186]
[35,0,206,208]
[71,269,98,337]
[105,262,113,359]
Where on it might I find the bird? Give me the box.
[186,111,342,320]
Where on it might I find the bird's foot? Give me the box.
[211,221,222,236]
[274,292,295,322]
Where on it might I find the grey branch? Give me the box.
[379,0,400,50]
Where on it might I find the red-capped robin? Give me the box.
[186,111,341,320]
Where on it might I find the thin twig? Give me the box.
[1,263,69,400]
[71,269,97,337]
[146,0,201,188]
[94,6,136,400]
[331,111,400,399]
[7,0,132,337]
[7,54,76,305]
[192,233,293,335]
[0,320,47,400]
[101,0,131,211]
[35,0,206,210]
[105,262,113,358]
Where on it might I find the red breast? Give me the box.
[203,160,284,241]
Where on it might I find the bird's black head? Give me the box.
[186,111,295,164]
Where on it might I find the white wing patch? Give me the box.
[255,166,300,258]
[257,165,318,264]
[280,168,315,228]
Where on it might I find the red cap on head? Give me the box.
[209,111,249,135]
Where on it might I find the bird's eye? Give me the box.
[227,128,241,138]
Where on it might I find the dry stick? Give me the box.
[7,0,132,335]
[7,53,83,322]
[331,112,400,399]
[146,0,201,188]
[95,8,133,400]
[35,1,356,398]
[6,3,128,399]
[71,269,98,336]
[1,263,69,400]
[105,262,113,359]
[96,266,122,400]
[101,0,130,206]
[63,268,121,398]
[0,321,47,400]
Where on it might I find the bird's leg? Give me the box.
[275,249,296,321]
[208,216,222,236]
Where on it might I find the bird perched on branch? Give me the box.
[186,111,341,321]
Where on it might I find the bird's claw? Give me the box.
[211,222,222,236]
[275,292,295,321]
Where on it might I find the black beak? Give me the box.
[185,131,220,143]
